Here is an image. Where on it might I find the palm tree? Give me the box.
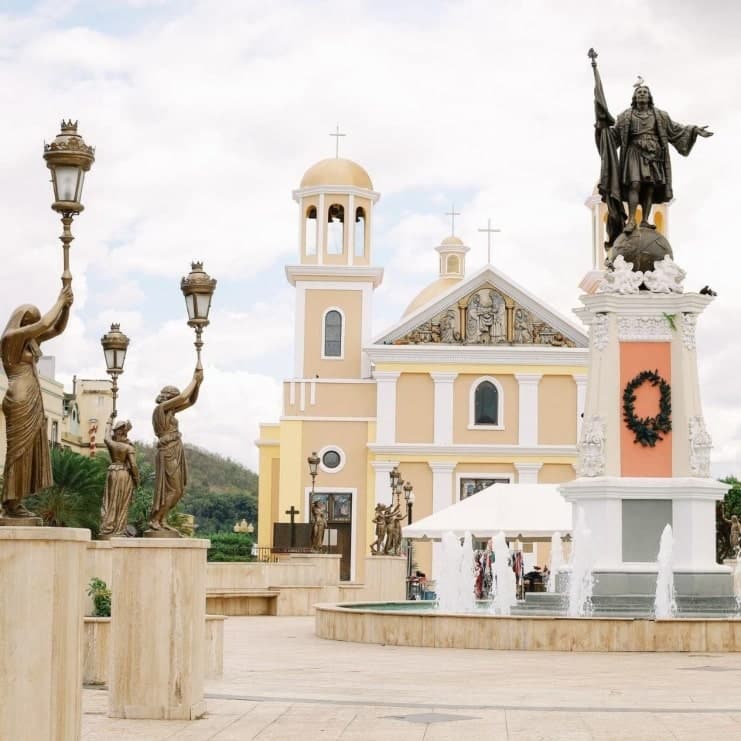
[25,448,108,535]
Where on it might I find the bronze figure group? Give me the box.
[370,502,406,556]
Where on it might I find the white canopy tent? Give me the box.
[402,484,573,541]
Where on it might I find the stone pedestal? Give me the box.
[364,555,407,601]
[0,527,90,741]
[562,291,731,596]
[108,538,209,720]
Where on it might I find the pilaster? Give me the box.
[375,371,400,444]
[430,372,458,445]
[515,373,542,446]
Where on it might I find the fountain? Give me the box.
[654,524,677,619]
[547,531,563,593]
[566,509,594,617]
[435,531,475,613]
[490,531,517,616]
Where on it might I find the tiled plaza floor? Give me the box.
[83,616,741,740]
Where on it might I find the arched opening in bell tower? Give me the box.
[327,204,345,255]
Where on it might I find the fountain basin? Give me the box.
[315,602,741,652]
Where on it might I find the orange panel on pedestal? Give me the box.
[619,341,672,477]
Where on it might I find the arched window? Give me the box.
[468,377,504,429]
[327,204,344,255]
[475,381,499,424]
[447,255,460,274]
[305,206,317,255]
[323,309,343,358]
[354,207,366,257]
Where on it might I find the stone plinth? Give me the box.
[566,291,731,596]
[85,540,112,615]
[0,527,90,741]
[364,555,407,601]
[108,538,209,720]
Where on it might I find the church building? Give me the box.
[256,154,591,583]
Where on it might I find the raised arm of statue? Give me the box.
[2,286,73,359]
[160,367,204,414]
[37,285,73,343]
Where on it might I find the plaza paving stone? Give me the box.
[82,616,741,740]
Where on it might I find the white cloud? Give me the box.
[1,1,740,471]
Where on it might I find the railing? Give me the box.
[250,546,278,563]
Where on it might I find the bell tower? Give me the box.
[286,156,383,379]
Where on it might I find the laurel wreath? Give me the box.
[622,369,672,447]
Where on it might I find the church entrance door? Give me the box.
[310,491,353,581]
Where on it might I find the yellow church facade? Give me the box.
[256,155,589,583]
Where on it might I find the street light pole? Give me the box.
[403,481,415,599]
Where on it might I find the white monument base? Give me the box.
[0,527,90,740]
[108,538,209,720]
[560,476,731,596]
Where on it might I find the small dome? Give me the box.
[440,235,464,247]
[300,158,373,190]
[402,277,462,318]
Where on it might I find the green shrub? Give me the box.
[202,532,255,562]
[87,577,112,617]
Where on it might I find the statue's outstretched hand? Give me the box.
[60,285,74,307]
[696,125,713,138]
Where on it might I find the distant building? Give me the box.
[62,376,114,457]
[0,360,113,469]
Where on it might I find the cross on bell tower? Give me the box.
[329,123,346,159]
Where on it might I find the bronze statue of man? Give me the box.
[146,367,203,535]
[590,50,713,244]
[99,414,139,539]
[0,285,73,520]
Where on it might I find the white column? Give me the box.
[371,461,399,507]
[361,283,373,378]
[515,461,542,484]
[317,192,325,265]
[347,193,355,265]
[428,462,456,581]
[515,373,542,446]
[293,283,306,378]
[375,371,400,444]
[573,373,588,441]
[430,372,458,445]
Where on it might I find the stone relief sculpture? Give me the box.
[688,416,712,478]
[513,308,533,344]
[99,414,140,539]
[642,256,686,293]
[146,367,204,535]
[394,284,576,348]
[577,415,606,477]
[1,285,73,521]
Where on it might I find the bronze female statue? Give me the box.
[1,285,73,519]
[99,415,139,539]
[310,499,327,552]
[146,367,203,534]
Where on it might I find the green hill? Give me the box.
[135,442,258,534]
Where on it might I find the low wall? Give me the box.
[83,615,225,685]
[315,603,741,653]
[87,542,407,617]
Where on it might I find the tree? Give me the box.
[716,476,741,563]
[25,448,108,535]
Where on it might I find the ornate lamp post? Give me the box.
[389,466,402,506]
[100,323,130,416]
[43,120,95,287]
[308,452,320,496]
[180,261,217,369]
[403,481,416,599]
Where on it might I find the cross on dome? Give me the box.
[478,217,502,264]
[445,204,461,236]
[329,123,346,159]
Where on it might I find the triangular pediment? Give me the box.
[375,266,587,348]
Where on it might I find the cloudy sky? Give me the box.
[1,0,740,473]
